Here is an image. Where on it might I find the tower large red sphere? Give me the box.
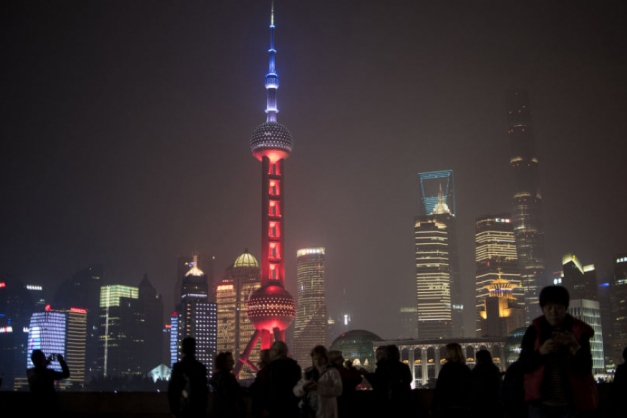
[247,284,296,332]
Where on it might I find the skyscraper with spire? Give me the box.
[173,255,217,374]
[415,170,462,338]
[234,0,296,376]
[507,89,546,323]
[415,188,460,339]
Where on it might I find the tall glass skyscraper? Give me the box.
[415,171,462,338]
[610,254,627,367]
[293,248,327,367]
[507,89,546,323]
[475,214,523,336]
[175,255,217,375]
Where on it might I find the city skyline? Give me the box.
[2,0,627,340]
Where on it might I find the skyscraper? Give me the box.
[507,89,546,323]
[561,255,604,374]
[293,248,327,367]
[98,284,139,377]
[562,253,598,301]
[216,250,261,380]
[23,306,87,390]
[609,253,627,367]
[414,170,464,338]
[0,276,36,391]
[475,214,523,335]
[415,190,460,339]
[234,1,296,376]
[52,264,104,379]
[136,275,164,373]
[175,255,218,375]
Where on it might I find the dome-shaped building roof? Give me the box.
[234,250,259,269]
[250,122,293,156]
[329,330,383,371]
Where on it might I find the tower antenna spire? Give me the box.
[265,0,279,123]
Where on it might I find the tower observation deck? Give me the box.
[234,1,296,377]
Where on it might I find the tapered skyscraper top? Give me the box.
[250,0,293,162]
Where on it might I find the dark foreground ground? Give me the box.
[0,383,618,417]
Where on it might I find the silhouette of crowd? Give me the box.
[160,285,626,417]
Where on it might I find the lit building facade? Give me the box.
[562,253,598,301]
[415,191,460,339]
[507,89,546,324]
[24,306,87,390]
[0,276,36,391]
[417,170,463,337]
[175,255,218,375]
[216,250,261,380]
[293,248,328,367]
[568,299,604,375]
[235,1,296,375]
[52,264,104,379]
[475,214,523,335]
[98,284,139,377]
[609,254,627,367]
[560,255,604,374]
[480,275,524,337]
[374,336,507,388]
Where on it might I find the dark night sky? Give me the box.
[2,0,626,340]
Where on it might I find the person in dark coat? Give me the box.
[430,342,472,418]
[250,349,272,418]
[500,360,527,418]
[210,351,245,418]
[265,340,302,418]
[362,345,413,417]
[328,350,362,418]
[610,347,627,416]
[470,349,503,418]
[27,350,70,414]
[168,337,209,418]
[519,286,597,418]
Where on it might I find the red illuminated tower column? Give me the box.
[234,1,296,376]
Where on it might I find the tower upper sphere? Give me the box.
[251,122,293,161]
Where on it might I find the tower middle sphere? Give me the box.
[247,284,296,332]
[250,122,293,162]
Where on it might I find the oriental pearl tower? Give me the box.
[234,1,296,376]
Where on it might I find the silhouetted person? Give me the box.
[501,360,527,418]
[471,349,502,418]
[519,285,597,417]
[250,349,272,418]
[210,351,245,418]
[294,345,342,418]
[611,347,627,416]
[265,340,302,418]
[430,342,472,418]
[26,350,70,414]
[328,350,362,418]
[168,337,209,418]
[362,345,412,416]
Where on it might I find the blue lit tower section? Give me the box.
[507,89,546,324]
[418,170,456,217]
[235,1,296,376]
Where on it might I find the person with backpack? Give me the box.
[294,345,342,418]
